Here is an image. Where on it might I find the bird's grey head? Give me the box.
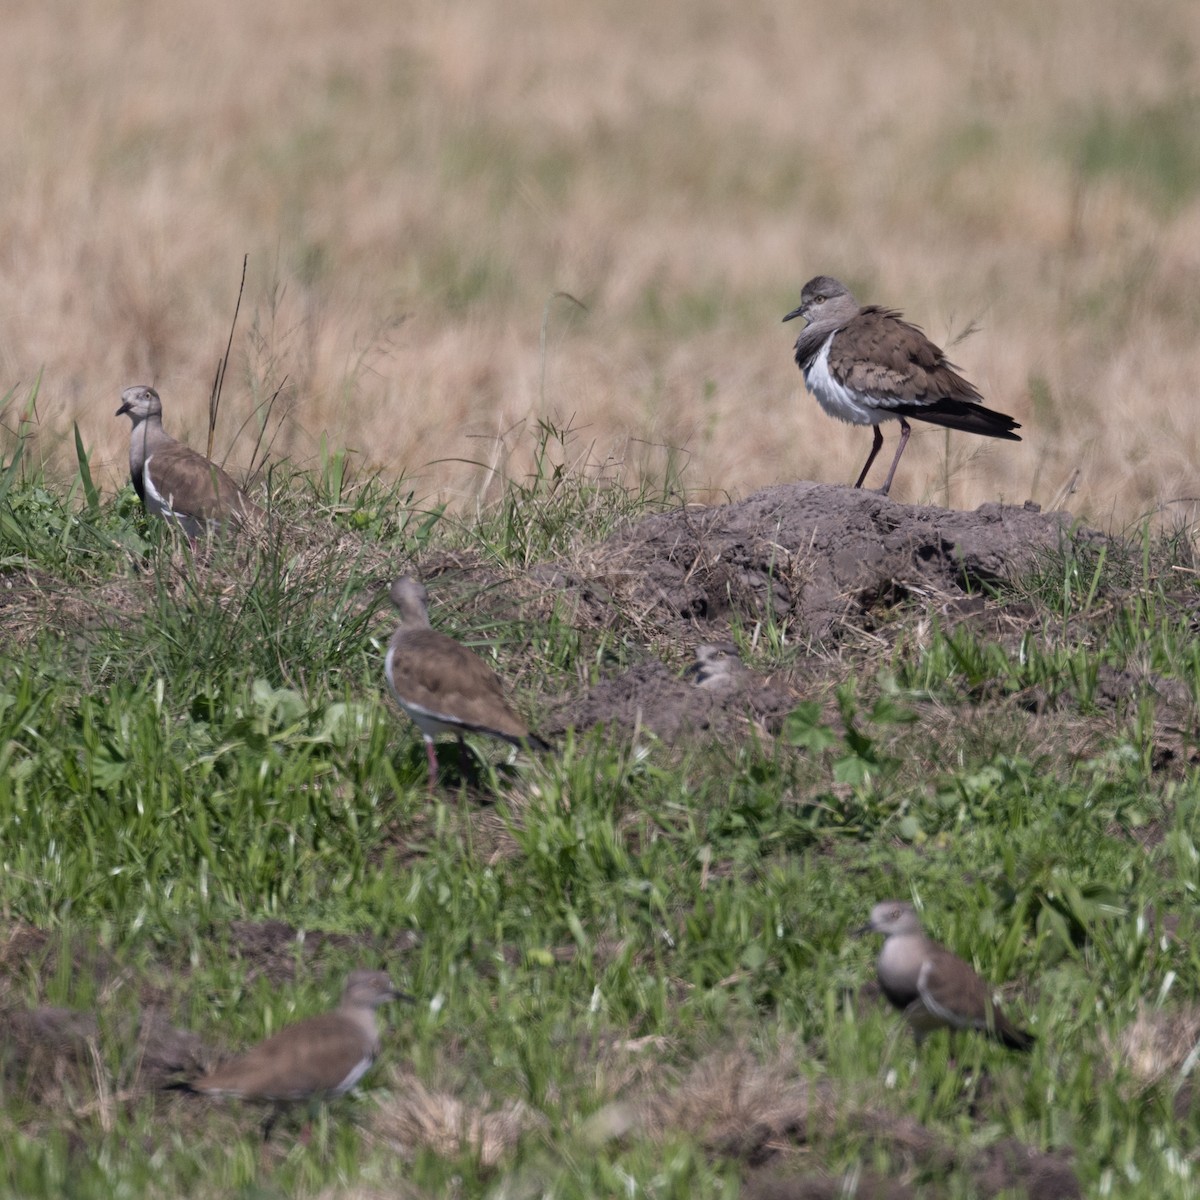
[858,900,924,938]
[389,575,432,628]
[115,385,162,424]
[782,276,860,327]
[341,969,403,1009]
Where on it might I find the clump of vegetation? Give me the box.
[1,413,1198,1198]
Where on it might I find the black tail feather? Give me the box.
[998,1024,1036,1052]
[896,398,1021,440]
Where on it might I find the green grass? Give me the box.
[2,423,1199,1197]
[1074,97,1200,213]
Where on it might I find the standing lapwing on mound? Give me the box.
[783,277,1021,496]
[384,575,549,789]
[173,970,406,1141]
[856,900,1035,1051]
[116,384,264,538]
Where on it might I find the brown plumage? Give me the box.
[384,575,548,786]
[784,276,1021,495]
[178,970,403,1139]
[116,385,264,537]
[857,900,1035,1051]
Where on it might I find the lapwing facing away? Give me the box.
[783,277,1021,496]
[116,384,264,538]
[856,900,1035,1051]
[174,970,405,1140]
[384,575,548,788]
[686,642,745,693]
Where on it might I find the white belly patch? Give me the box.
[331,1053,373,1097]
[804,335,889,428]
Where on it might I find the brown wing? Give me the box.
[919,949,1034,1050]
[146,443,262,525]
[387,628,532,742]
[192,1013,370,1101]
[828,307,983,407]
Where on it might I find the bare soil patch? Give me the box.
[547,483,1081,641]
[534,483,1091,739]
[544,655,796,742]
[612,1048,1080,1199]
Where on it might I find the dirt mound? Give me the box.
[222,919,421,987]
[539,483,1089,739]
[617,1048,1080,1200]
[544,655,797,742]
[0,1004,208,1098]
[973,1139,1081,1200]
[548,483,1082,642]
[743,1168,914,1200]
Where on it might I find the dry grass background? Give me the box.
[2,0,1199,523]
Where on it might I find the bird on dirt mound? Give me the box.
[784,276,1021,495]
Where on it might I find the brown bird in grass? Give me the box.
[856,900,1035,1051]
[783,277,1021,496]
[384,575,548,787]
[116,384,264,538]
[176,970,405,1140]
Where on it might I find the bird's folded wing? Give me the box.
[916,953,991,1032]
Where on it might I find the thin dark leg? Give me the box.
[261,1104,281,1142]
[424,738,439,789]
[878,419,911,496]
[853,426,885,489]
[456,734,477,788]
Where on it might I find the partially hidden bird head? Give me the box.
[388,575,433,630]
[116,384,162,425]
[341,969,411,1009]
[855,899,924,938]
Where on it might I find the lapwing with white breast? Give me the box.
[784,277,1021,496]
[384,575,548,787]
[174,969,405,1140]
[116,385,264,538]
[856,900,1035,1051]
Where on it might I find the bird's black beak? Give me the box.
[851,922,875,937]
[782,304,805,324]
[115,402,131,417]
